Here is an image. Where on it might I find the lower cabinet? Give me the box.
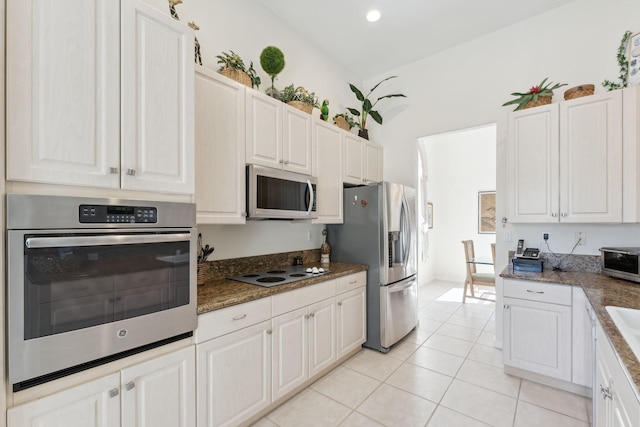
[7,346,196,427]
[503,279,572,381]
[337,286,366,358]
[595,319,640,427]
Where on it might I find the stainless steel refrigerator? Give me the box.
[328,182,418,353]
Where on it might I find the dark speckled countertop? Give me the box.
[501,267,640,396]
[197,262,367,314]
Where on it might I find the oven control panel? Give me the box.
[79,205,157,223]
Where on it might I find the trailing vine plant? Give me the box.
[602,30,632,91]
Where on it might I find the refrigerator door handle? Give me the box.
[387,277,415,293]
[401,195,411,266]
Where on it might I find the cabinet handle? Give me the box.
[279,159,284,164]
[125,381,135,391]
[266,329,272,335]
[109,167,119,174]
[109,388,119,398]
[337,301,343,306]
[600,385,612,400]
[551,213,558,217]
[304,314,310,319]
[503,304,510,309]
[231,314,247,321]
[526,290,544,294]
[284,160,290,165]
[126,169,136,176]
[561,212,567,217]
[349,280,358,285]
[309,312,315,318]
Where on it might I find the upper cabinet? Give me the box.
[312,120,343,224]
[508,90,622,223]
[195,66,246,224]
[343,133,383,185]
[7,0,194,194]
[246,90,312,175]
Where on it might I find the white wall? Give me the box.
[421,125,497,284]
[142,0,361,259]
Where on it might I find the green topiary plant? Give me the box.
[260,46,285,98]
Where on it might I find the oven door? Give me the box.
[8,228,197,385]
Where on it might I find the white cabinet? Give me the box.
[595,319,640,427]
[312,119,343,224]
[308,298,337,378]
[503,279,572,381]
[337,285,367,358]
[343,133,382,185]
[572,287,594,388]
[8,374,121,427]
[246,90,312,175]
[8,346,195,427]
[6,0,194,194]
[507,90,622,223]
[194,66,246,224]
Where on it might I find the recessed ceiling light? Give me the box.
[366,9,381,23]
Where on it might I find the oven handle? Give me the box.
[25,233,192,249]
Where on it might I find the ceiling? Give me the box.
[257,0,576,80]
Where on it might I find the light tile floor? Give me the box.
[253,280,591,427]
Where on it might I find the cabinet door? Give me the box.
[559,90,623,223]
[503,297,571,381]
[572,287,593,388]
[343,133,364,185]
[283,106,312,174]
[272,307,308,401]
[6,0,120,188]
[197,321,271,427]
[337,287,366,358]
[246,90,282,168]
[308,298,336,378]
[121,346,196,427]
[312,120,343,224]
[195,67,246,224]
[120,0,194,194]
[8,373,120,427]
[364,141,383,183]
[595,344,610,427]
[507,104,559,223]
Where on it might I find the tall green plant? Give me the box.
[260,46,285,96]
[347,76,406,130]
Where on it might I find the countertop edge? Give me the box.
[501,267,640,399]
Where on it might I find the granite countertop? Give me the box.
[501,267,640,396]
[197,262,368,314]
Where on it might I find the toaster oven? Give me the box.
[600,247,640,283]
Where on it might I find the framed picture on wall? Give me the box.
[478,191,496,234]
[427,202,433,229]
[629,32,640,86]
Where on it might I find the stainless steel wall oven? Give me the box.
[7,194,197,390]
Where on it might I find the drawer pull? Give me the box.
[109,388,119,398]
[266,329,272,335]
[125,381,135,391]
[309,312,315,318]
[338,301,343,306]
[232,314,247,321]
[349,280,358,284]
[526,290,544,294]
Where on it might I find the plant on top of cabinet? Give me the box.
[347,76,406,140]
[216,50,260,88]
[279,85,319,114]
[260,46,285,99]
[502,77,567,111]
[602,30,632,91]
[333,112,359,131]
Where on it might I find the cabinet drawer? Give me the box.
[272,280,336,317]
[337,272,366,294]
[503,279,571,305]
[195,298,271,343]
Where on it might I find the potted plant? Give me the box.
[216,50,260,89]
[279,85,319,114]
[333,113,359,131]
[502,78,567,111]
[260,46,285,99]
[347,76,406,140]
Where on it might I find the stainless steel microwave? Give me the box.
[600,247,640,283]
[246,165,318,220]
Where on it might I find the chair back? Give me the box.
[461,240,476,276]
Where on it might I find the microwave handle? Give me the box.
[599,248,640,255]
[306,179,314,216]
[25,233,192,249]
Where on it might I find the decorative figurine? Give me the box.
[188,21,203,65]
[320,99,329,121]
[321,229,331,264]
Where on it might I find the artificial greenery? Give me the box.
[603,30,632,91]
[502,78,567,111]
[260,46,285,96]
[333,113,360,130]
[216,51,260,89]
[347,76,406,130]
[279,85,319,107]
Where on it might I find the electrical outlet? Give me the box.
[543,233,549,241]
[575,232,586,246]
[307,230,312,241]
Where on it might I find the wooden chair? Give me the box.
[462,240,496,303]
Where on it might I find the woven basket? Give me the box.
[287,100,313,115]
[564,84,595,100]
[522,95,552,110]
[220,67,252,88]
[334,116,350,131]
